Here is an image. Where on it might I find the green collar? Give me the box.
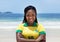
[23,22,37,27]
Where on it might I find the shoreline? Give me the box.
[0,21,60,29]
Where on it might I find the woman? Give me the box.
[16,5,46,42]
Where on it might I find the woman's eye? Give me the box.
[26,14,35,17]
[32,14,35,16]
[26,14,29,16]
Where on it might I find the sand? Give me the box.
[0,28,60,42]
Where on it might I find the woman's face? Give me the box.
[26,9,36,24]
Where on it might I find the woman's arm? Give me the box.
[36,34,46,42]
[16,32,46,42]
[16,32,37,42]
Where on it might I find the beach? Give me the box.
[0,21,60,42]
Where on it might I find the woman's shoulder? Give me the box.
[16,23,25,30]
[38,23,43,27]
[37,23,45,32]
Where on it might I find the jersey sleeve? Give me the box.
[37,24,46,35]
[16,24,23,33]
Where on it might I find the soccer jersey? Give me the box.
[16,22,46,39]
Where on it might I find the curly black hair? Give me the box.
[23,5,38,23]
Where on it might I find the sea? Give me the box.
[0,13,60,29]
[0,13,60,21]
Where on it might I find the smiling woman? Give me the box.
[16,5,46,42]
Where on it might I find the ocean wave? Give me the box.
[0,21,60,29]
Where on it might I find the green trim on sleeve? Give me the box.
[16,30,22,33]
[39,31,46,35]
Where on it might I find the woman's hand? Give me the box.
[35,34,46,42]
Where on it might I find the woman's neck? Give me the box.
[28,23,34,26]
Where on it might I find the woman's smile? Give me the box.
[29,19,33,22]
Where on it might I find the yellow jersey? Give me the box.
[16,22,46,39]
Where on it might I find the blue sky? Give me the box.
[0,0,60,13]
